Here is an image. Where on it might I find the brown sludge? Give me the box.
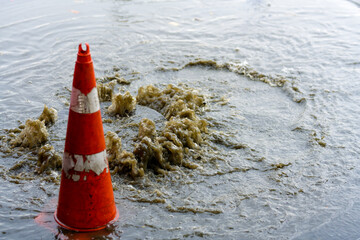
[1,105,62,176]
[10,119,49,148]
[158,60,288,87]
[107,91,136,116]
[37,144,62,174]
[105,131,144,177]
[106,84,207,178]
[38,105,58,126]
[8,105,57,149]
[3,84,208,178]
[97,80,116,102]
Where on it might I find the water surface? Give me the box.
[1,0,360,239]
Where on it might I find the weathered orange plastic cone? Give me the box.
[54,43,118,232]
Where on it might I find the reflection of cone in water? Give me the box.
[54,43,118,232]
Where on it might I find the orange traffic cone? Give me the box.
[54,43,118,232]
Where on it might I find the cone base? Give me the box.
[54,208,119,232]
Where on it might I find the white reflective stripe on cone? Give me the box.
[63,150,108,181]
[70,87,100,114]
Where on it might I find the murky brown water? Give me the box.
[1,0,360,239]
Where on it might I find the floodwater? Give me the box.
[1,0,360,239]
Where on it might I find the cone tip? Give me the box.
[78,43,90,55]
[76,43,92,63]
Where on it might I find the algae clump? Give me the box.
[105,131,122,163]
[105,131,144,178]
[129,84,208,175]
[137,84,205,119]
[114,150,144,178]
[107,91,136,116]
[134,119,173,173]
[105,84,208,177]
[38,105,58,126]
[37,144,62,174]
[138,118,156,139]
[97,80,116,102]
[10,119,49,148]
[136,84,207,148]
